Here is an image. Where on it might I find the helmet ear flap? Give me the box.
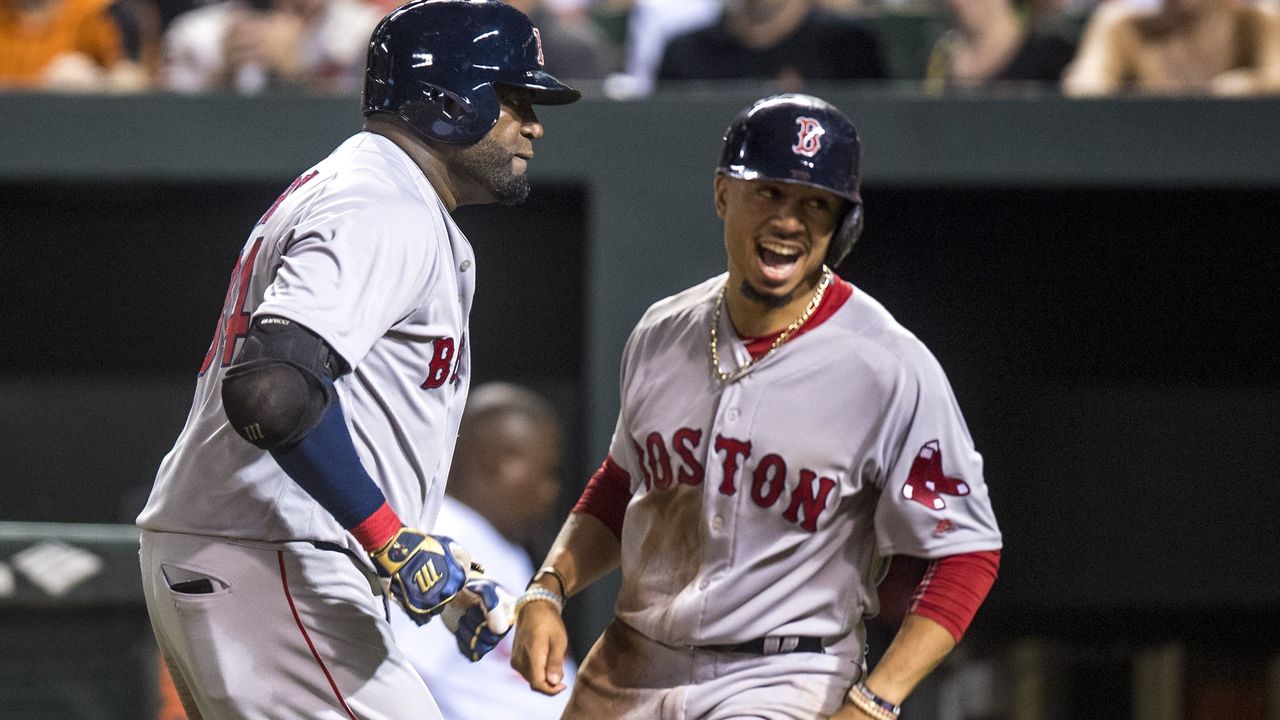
[397,83,500,144]
[827,202,863,269]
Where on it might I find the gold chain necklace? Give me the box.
[709,267,832,384]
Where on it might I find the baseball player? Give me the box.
[390,382,578,720]
[135,2,579,718]
[511,94,1003,719]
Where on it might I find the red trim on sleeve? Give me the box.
[742,277,854,359]
[908,550,1001,642]
[572,455,633,540]
[349,501,402,552]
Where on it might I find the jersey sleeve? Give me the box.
[604,320,649,493]
[257,195,441,369]
[872,345,1002,558]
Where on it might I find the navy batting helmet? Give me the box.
[363,0,581,144]
[718,94,864,268]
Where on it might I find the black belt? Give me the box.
[704,636,825,655]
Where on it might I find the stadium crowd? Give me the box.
[2,0,1277,95]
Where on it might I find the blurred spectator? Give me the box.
[360,0,615,80]
[162,0,380,94]
[505,0,617,79]
[1063,0,1280,95]
[390,382,577,720]
[925,0,1076,90]
[610,0,721,96]
[0,0,149,90]
[656,0,888,87]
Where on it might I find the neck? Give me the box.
[724,268,827,337]
[364,117,457,211]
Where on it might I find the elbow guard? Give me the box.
[221,316,348,450]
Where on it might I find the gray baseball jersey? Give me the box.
[606,274,1002,657]
[138,131,475,558]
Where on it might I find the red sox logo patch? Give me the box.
[533,28,545,67]
[902,440,970,510]
[792,117,825,158]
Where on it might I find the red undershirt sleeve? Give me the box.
[571,455,632,540]
[907,549,1001,642]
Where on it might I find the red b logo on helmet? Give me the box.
[792,117,825,158]
[533,28,545,68]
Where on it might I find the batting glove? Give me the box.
[443,575,517,662]
[370,529,467,625]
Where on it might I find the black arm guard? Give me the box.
[221,316,349,450]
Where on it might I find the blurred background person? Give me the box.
[607,0,721,96]
[925,0,1076,90]
[360,0,616,81]
[504,0,618,80]
[655,0,887,88]
[161,0,379,94]
[0,0,150,91]
[1063,0,1280,95]
[390,382,577,720]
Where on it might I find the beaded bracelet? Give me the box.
[846,682,901,720]
[514,587,564,618]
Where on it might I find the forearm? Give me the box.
[531,511,621,596]
[831,614,956,720]
[222,316,399,551]
[864,613,956,703]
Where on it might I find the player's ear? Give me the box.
[713,174,728,219]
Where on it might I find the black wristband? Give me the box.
[530,565,567,598]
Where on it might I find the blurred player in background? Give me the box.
[511,93,1002,719]
[392,382,578,720]
[136,2,579,718]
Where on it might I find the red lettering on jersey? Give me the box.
[901,440,970,511]
[673,428,704,486]
[713,435,751,496]
[421,337,455,389]
[783,469,836,532]
[632,439,653,491]
[750,453,787,508]
[199,237,265,375]
[257,170,318,227]
[645,432,674,490]
[447,336,465,385]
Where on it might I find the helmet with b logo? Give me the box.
[717,94,864,268]
[363,0,581,144]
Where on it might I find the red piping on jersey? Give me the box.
[572,456,631,539]
[741,276,854,359]
[278,551,361,720]
[907,549,1001,642]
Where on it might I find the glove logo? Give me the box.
[902,440,970,511]
[792,117,825,158]
[414,559,441,593]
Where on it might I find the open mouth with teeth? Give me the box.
[756,240,805,285]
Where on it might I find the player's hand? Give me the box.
[370,529,467,625]
[442,574,517,661]
[510,598,570,695]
